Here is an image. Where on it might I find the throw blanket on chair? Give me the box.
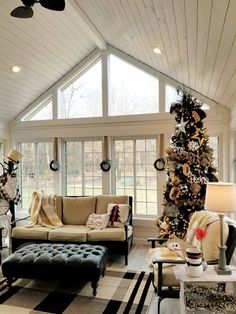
[27,191,63,228]
[186,210,218,248]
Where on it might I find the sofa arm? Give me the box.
[124,223,129,239]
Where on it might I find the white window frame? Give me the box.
[62,138,103,196]
[111,136,159,217]
[17,140,54,211]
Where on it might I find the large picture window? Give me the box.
[112,138,158,216]
[109,54,159,116]
[58,60,102,119]
[18,142,54,210]
[209,136,220,176]
[65,140,102,196]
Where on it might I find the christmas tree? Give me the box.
[157,88,218,239]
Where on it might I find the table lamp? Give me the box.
[204,182,236,275]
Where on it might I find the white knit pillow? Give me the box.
[86,213,110,230]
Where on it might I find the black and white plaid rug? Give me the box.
[0,269,154,313]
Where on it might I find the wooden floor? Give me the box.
[107,243,151,272]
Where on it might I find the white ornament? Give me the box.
[188,140,200,151]
[176,118,188,134]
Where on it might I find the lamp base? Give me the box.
[214,265,231,275]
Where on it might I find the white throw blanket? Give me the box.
[186,210,219,248]
[27,190,63,228]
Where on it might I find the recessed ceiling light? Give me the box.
[153,47,162,55]
[11,65,21,73]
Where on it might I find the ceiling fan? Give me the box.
[11,0,65,18]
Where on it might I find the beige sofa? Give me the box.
[11,195,133,265]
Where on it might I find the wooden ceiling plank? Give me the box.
[0,15,80,71]
[208,0,236,100]
[144,0,172,75]
[172,0,189,86]
[162,0,183,84]
[70,0,107,50]
[185,0,197,89]
[130,0,159,70]
[215,39,236,102]
[118,0,148,61]
[195,0,212,93]
[152,0,177,80]
[200,0,229,97]
[135,0,166,73]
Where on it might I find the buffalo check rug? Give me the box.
[0,268,154,314]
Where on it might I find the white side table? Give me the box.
[174,265,236,314]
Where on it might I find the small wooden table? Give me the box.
[174,265,236,314]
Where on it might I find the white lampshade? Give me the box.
[205,182,236,213]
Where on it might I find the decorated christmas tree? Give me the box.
[157,88,218,239]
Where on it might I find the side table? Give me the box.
[174,265,236,314]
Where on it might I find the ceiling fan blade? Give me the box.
[10,6,34,18]
[39,0,65,11]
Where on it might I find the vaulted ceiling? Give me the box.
[1,0,236,123]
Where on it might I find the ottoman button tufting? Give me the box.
[2,243,108,296]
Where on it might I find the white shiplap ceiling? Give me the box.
[1,0,236,123]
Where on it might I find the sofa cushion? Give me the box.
[55,195,63,221]
[96,195,129,214]
[107,203,130,227]
[86,213,110,230]
[11,226,50,240]
[48,225,90,242]
[87,226,133,241]
[62,196,96,225]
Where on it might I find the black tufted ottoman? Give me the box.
[2,243,108,296]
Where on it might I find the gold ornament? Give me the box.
[171,175,180,185]
[192,111,201,121]
[166,147,174,155]
[170,187,180,200]
[182,163,191,176]
[190,183,201,194]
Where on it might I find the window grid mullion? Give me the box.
[82,141,85,195]
[133,139,137,216]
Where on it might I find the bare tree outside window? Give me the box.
[59,61,102,119]
[109,54,159,116]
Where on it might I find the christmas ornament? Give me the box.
[176,118,188,134]
[190,183,201,194]
[171,175,180,185]
[188,140,200,151]
[179,184,189,194]
[170,187,180,200]
[182,163,191,176]
[192,110,201,122]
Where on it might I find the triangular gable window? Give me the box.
[165,84,209,112]
[109,54,159,116]
[21,99,52,121]
[58,59,102,119]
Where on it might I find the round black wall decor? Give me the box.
[50,160,60,171]
[100,160,111,172]
[154,158,166,171]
